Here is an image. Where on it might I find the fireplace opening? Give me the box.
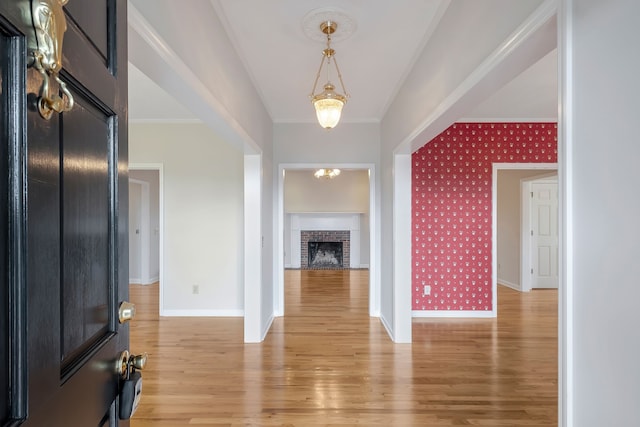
[308,241,343,269]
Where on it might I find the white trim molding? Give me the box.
[559,1,574,424]
[498,280,521,292]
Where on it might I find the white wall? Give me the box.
[284,213,291,267]
[378,141,395,337]
[274,123,380,164]
[561,0,640,425]
[284,169,369,213]
[360,212,370,267]
[497,169,551,288]
[129,123,244,315]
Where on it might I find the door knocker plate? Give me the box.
[28,0,74,119]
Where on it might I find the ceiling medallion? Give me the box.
[302,8,357,43]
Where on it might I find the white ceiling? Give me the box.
[128,63,196,122]
[128,0,557,124]
[213,0,448,123]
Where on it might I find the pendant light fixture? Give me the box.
[309,20,349,129]
[314,168,341,179]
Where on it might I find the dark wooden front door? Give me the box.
[1,0,129,425]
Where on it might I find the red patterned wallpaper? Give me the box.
[412,123,557,311]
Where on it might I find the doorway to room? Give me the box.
[129,165,163,317]
[523,176,559,290]
[494,163,558,300]
[277,164,378,317]
[129,178,149,284]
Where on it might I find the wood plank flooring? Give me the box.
[129,270,557,426]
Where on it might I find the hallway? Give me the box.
[130,270,557,426]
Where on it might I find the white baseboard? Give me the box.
[498,279,521,291]
[284,264,292,269]
[161,309,244,317]
[145,275,159,285]
[412,310,496,318]
[360,264,370,269]
[129,276,159,285]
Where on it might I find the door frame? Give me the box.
[130,163,164,314]
[275,163,379,317]
[521,174,559,291]
[492,163,557,310]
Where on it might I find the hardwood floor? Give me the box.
[129,270,557,426]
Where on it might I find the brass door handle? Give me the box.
[118,301,136,323]
[129,353,148,371]
[115,350,130,377]
[115,351,148,377]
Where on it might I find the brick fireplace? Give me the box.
[301,230,350,269]
[288,213,361,269]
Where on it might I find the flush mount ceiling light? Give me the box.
[314,168,341,179]
[308,20,350,130]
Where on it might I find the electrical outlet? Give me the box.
[423,285,431,296]
[192,285,199,294]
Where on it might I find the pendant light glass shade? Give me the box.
[313,84,346,129]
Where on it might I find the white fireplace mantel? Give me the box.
[289,213,361,268]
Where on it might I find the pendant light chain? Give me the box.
[309,52,326,98]
[309,28,335,98]
[324,27,348,97]
[332,55,349,99]
[326,32,332,83]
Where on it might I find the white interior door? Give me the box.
[531,181,558,288]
